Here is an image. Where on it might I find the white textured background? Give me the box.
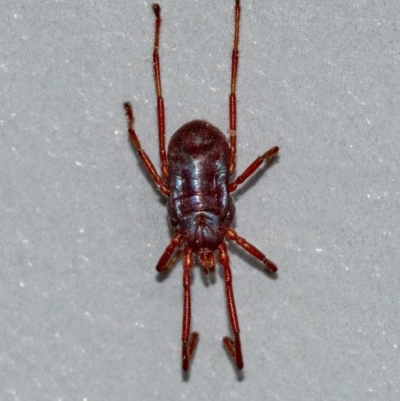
[1,0,399,399]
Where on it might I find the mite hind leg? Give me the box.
[226,227,278,272]
[218,242,244,370]
[181,248,199,371]
[156,232,182,273]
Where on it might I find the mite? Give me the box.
[124,0,279,371]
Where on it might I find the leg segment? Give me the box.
[226,227,278,272]
[152,4,169,179]
[228,0,241,176]
[123,102,169,196]
[218,242,244,369]
[156,231,182,273]
[181,248,199,371]
[228,146,279,192]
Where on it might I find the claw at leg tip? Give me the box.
[263,258,278,273]
[152,3,160,16]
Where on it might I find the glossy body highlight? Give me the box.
[167,120,235,253]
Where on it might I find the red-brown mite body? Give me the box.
[124,0,279,371]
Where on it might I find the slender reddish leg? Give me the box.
[182,248,199,371]
[226,227,278,272]
[218,242,244,370]
[123,102,169,196]
[228,0,241,176]
[156,231,182,273]
[228,145,279,192]
[152,4,169,179]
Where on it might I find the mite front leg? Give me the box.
[182,248,199,371]
[228,0,241,176]
[152,4,169,179]
[218,242,244,370]
[226,227,278,272]
[228,146,279,193]
[123,102,169,196]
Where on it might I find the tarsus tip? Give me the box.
[262,146,280,161]
[152,3,161,17]
[123,102,133,121]
[263,258,278,273]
